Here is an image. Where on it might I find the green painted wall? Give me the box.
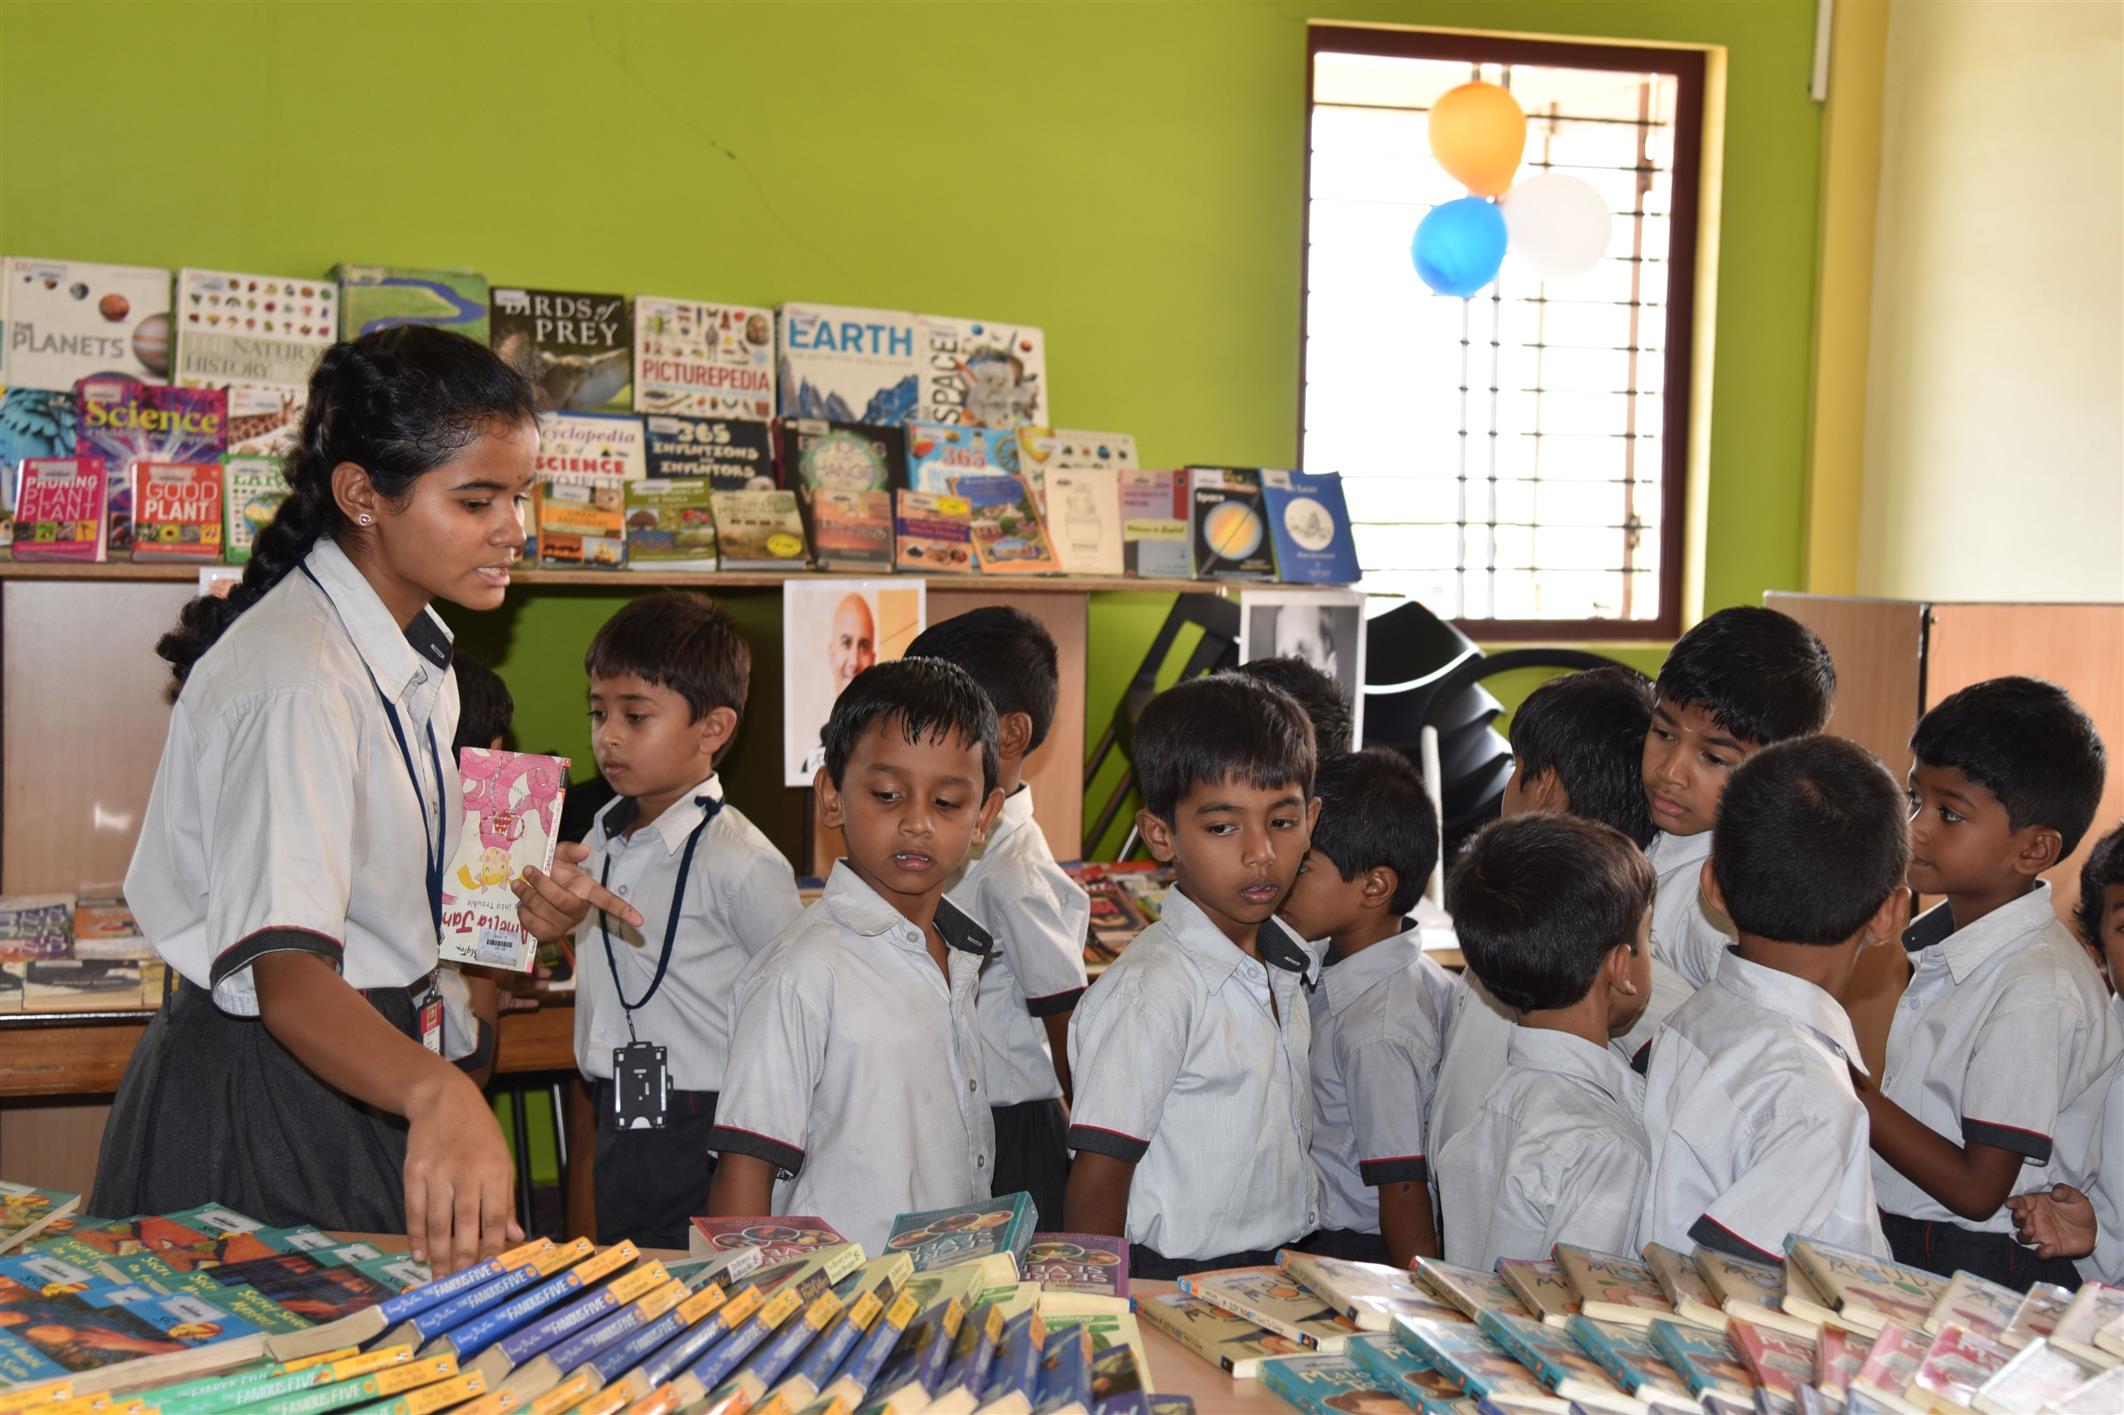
[0,0,1821,847]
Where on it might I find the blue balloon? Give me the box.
[1412,196,1508,298]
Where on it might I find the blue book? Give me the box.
[1475,1307,1636,1409]
[636,1288,770,1390]
[486,1258,669,1374]
[974,1308,1046,1415]
[871,1308,962,1409]
[1567,1314,1696,1408]
[429,1241,632,1361]
[883,1193,1037,1273]
[927,1302,1007,1413]
[1648,1317,1756,1402]
[1344,1331,1470,1415]
[1030,1326,1093,1415]
[0,1329,68,1387]
[713,1287,838,1394]
[1393,1315,1552,1407]
[1260,1352,1416,1415]
[824,1288,923,1401]
[1259,469,1360,584]
[1087,1339,1148,1415]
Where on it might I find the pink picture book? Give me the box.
[439,748,568,972]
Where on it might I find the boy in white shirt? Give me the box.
[1640,736,1909,1261]
[560,593,803,1248]
[910,607,1090,1230]
[1864,678,2117,1290]
[1434,814,1656,1269]
[1278,747,1454,1267]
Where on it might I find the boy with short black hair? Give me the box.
[1640,736,1909,1261]
[1863,676,2118,1289]
[1642,606,1837,994]
[1434,814,1656,1268]
[451,654,516,756]
[707,658,1005,1250]
[908,607,1089,1231]
[1278,747,1451,1267]
[1232,656,1355,757]
[1065,672,1321,1278]
[557,591,804,1248]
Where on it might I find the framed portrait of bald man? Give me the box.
[783,578,928,786]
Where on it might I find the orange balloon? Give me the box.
[1428,81,1527,197]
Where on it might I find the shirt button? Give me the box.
[976,1155,987,1169]
[618,886,629,896]
[968,1079,979,1093]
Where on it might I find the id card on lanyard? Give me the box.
[602,797,717,1129]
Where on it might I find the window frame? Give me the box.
[1299,23,1707,642]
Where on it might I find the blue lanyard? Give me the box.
[298,563,446,938]
[599,796,718,1040]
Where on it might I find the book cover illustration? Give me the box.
[332,264,489,343]
[1477,1306,1630,1406]
[643,414,775,493]
[1135,1292,1305,1380]
[809,488,894,573]
[131,461,225,562]
[1786,1238,1947,1334]
[75,378,226,556]
[689,1218,846,1269]
[777,303,919,425]
[1177,1266,1360,1353]
[633,297,774,420]
[1013,426,1138,513]
[623,478,717,570]
[1728,1318,1816,1406]
[1999,1281,2073,1350]
[0,894,74,960]
[533,411,646,485]
[14,458,107,562]
[1924,1269,2021,1342]
[780,419,908,498]
[5,258,172,392]
[1343,1331,1474,1415]
[173,269,337,455]
[23,958,143,1010]
[1394,1315,1552,1406]
[492,287,632,413]
[1909,1321,2011,1411]
[1975,1338,2096,1414]
[1119,468,1191,580]
[1260,468,1361,585]
[1276,1250,1466,1334]
[1495,1259,1580,1328]
[915,315,1046,429]
[1189,466,1275,580]
[1257,1352,1423,1415]
[0,1294,187,1371]
[1566,1315,1693,1408]
[2049,1282,2124,1363]
[224,457,289,565]
[0,389,77,473]
[884,1194,1035,1273]
[0,1183,77,1257]
[1044,466,1124,577]
[1554,1247,1673,1328]
[1639,1244,1724,1332]
[1814,1325,1872,1406]
[1647,1318,1755,1401]
[1020,1235,1127,1300]
[531,478,626,569]
[711,489,808,570]
[1413,1258,1530,1322]
[440,749,570,972]
[1693,1248,1787,1319]
[893,490,974,574]
[951,473,1058,574]
[906,422,1019,494]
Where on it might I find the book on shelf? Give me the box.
[440,749,569,972]
[1554,1246,1674,1328]
[777,303,920,426]
[4,257,173,392]
[1496,1258,1580,1328]
[1259,468,1360,585]
[1018,1235,1126,1302]
[223,456,289,566]
[172,268,337,456]
[884,1195,1035,1274]
[130,461,224,563]
[1011,427,1138,515]
[0,892,75,960]
[809,488,895,573]
[534,410,646,485]
[1042,466,1123,577]
[1118,468,1190,580]
[780,418,907,496]
[623,477,718,571]
[1174,1265,1358,1354]
[689,1218,847,1268]
[893,490,975,574]
[643,413,776,492]
[1187,466,1275,581]
[491,287,632,413]
[710,489,809,570]
[906,422,1021,495]
[633,297,775,421]
[0,390,79,502]
[332,264,489,344]
[21,957,144,1011]
[75,377,226,557]
[951,473,1058,574]
[915,315,1046,430]
[1274,1249,1463,1333]
[530,477,627,569]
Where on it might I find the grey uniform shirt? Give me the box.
[1435,1026,1649,1270]
[709,862,997,1253]
[1640,950,1887,1261]
[1645,828,1732,989]
[1308,924,1455,1235]
[127,537,461,1015]
[571,774,803,1093]
[946,787,1090,1107]
[1067,887,1319,1259]
[1875,884,2122,1233]
[2082,994,2124,1283]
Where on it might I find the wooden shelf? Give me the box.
[0,561,1240,595]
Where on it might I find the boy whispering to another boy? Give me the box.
[1065,673,1322,1279]
[707,658,1006,1251]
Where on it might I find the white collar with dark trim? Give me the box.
[1904,882,2061,985]
[596,774,726,855]
[821,859,993,959]
[301,537,454,702]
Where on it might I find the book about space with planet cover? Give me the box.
[4,257,174,392]
[442,749,570,972]
[1189,466,1276,580]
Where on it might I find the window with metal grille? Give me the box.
[1301,26,1706,639]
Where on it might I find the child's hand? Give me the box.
[513,842,642,942]
[2006,1183,2098,1260]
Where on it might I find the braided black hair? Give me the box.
[157,327,538,687]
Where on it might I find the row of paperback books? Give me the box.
[1140,1234,2124,1415]
[0,1182,1187,1415]
[1,257,1057,438]
[0,890,157,1014]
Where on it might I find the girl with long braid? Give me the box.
[92,327,640,1272]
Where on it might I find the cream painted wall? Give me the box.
[1857,0,2124,603]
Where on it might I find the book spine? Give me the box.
[831,1292,918,1393]
[496,1262,667,1369]
[377,1246,541,1325]
[682,1290,805,1393]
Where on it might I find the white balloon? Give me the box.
[1501,173,1613,279]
